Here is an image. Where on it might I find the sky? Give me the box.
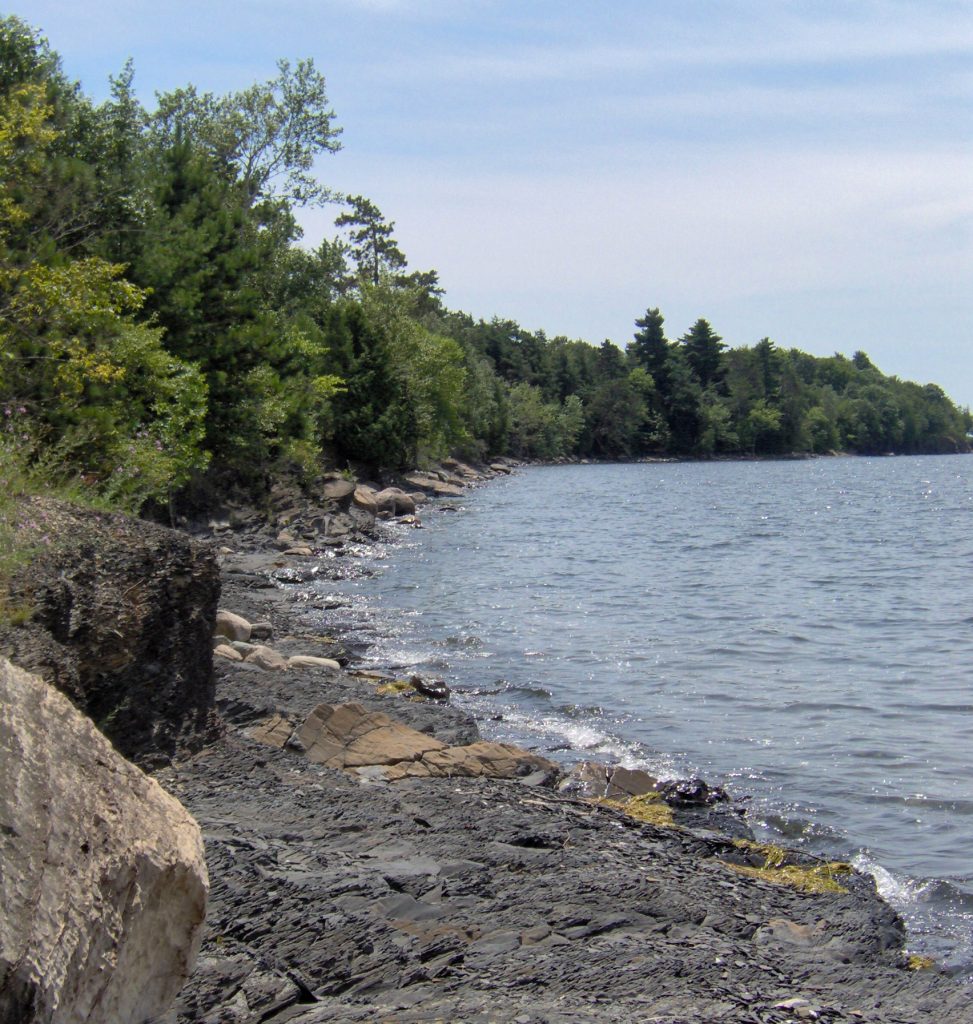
[20,0,973,407]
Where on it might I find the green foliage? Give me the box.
[151,57,342,208]
[680,318,726,390]
[630,307,669,384]
[1,15,968,504]
[327,302,417,469]
[360,285,468,461]
[0,257,209,505]
[505,383,586,460]
[0,68,207,508]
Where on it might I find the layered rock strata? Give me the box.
[0,498,219,766]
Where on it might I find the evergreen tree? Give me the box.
[664,347,704,452]
[680,318,726,389]
[753,337,781,399]
[326,303,416,469]
[630,307,670,388]
[335,194,406,286]
[595,339,627,381]
[130,137,273,459]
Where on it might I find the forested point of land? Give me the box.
[2,15,970,514]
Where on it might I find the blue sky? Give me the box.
[22,0,973,407]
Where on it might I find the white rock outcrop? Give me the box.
[0,658,208,1024]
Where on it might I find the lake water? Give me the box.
[316,457,973,976]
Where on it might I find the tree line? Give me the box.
[1,15,969,512]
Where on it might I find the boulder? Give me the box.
[287,655,341,671]
[244,645,289,672]
[0,658,208,1024]
[246,713,296,748]
[214,610,252,643]
[352,486,378,514]
[655,777,730,806]
[557,761,610,797]
[401,473,466,498]
[213,644,243,662]
[293,703,559,783]
[410,741,558,781]
[410,673,450,700]
[606,766,658,800]
[319,478,356,506]
[373,487,416,516]
[557,762,658,800]
[432,480,465,498]
[298,703,447,769]
[0,497,219,767]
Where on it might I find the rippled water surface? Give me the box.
[320,457,973,974]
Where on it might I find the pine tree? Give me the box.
[631,307,670,384]
[335,194,406,286]
[680,318,726,389]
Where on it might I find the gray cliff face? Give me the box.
[0,658,208,1024]
[0,497,220,767]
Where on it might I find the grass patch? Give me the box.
[721,839,853,894]
[906,954,936,971]
[376,679,415,696]
[592,792,676,828]
[0,433,111,625]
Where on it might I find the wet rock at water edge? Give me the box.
[410,673,451,700]
[656,777,730,806]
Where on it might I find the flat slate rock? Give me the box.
[156,730,973,1024]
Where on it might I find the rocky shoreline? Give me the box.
[160,461,971,1022]
[4,462,973,1022]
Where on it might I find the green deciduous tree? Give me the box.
[152,58,342,208]
[361,286,468,461]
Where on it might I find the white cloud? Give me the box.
[373,6,973,86]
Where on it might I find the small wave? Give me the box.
[509,684,554,699]
[779,700,867,713]
[756,811,851,851]
[854,854,945,914]
[435,634,485,650]
[890,702,973,714]
[870,795,973,816]
[556,702,605,718]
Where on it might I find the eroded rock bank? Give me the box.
[0,497,219,768]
